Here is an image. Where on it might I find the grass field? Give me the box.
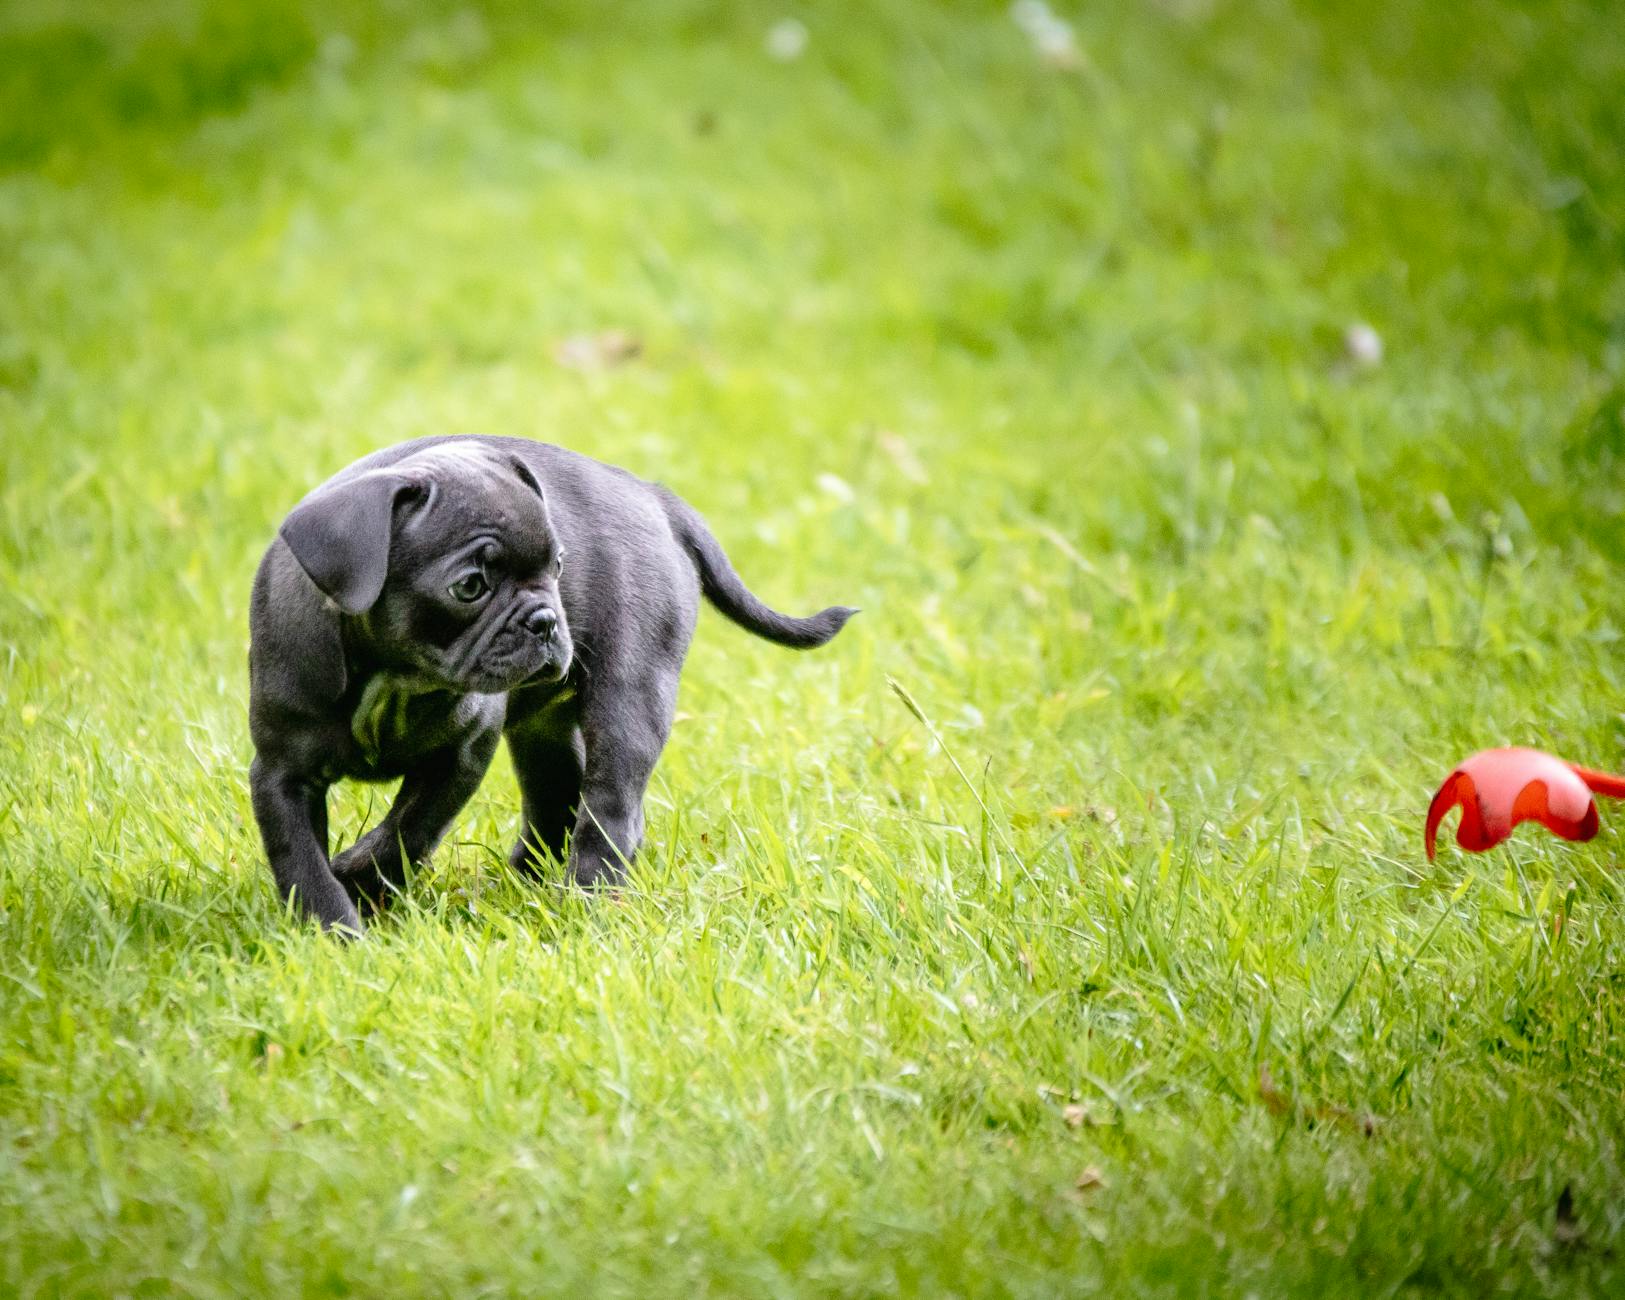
[3,0,1624,1293]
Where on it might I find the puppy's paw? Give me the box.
[329,843,373,882]
[507,836,563,880]
[331,829,395,878]
[331,833,409,915]
[324,912,366,940]
[567,855,628,892]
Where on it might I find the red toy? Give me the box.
[1426,747,1625,860]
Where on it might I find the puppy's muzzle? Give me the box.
[524,606,559,643]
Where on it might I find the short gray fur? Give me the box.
[248,435,856,933]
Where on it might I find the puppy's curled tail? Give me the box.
[655,486,857,649]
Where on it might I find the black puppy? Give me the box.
[248,436,855,933]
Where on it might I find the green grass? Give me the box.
[3,0,1624,1293]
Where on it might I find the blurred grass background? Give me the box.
[1,1,1623,1294]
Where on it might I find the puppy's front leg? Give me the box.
[331,726,501,913]
[248,758,361,934]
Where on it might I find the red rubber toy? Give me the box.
[1426,747,1625,860]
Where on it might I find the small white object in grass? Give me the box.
[816,471,855,503]
[765,18,809,62]
[1010,0,1083,69]
[1344,321,1383,369]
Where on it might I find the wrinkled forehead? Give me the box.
[393,444,550,561]
[411,441,512,493]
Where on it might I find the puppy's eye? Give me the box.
[448,572,489,603]
[553,548,566,576]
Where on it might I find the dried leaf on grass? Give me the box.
[878,431,928,484]
[554,330,643,372]
[1259,1065,1380,1136]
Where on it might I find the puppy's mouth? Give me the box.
[459,654,570,695]
[443,600,571,694]
[522,657,570,684]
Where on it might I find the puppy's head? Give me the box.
[279,443,573,694]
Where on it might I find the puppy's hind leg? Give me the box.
[567,670,678,889]
[505,725,585,876]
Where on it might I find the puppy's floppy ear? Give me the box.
[255,546,352,704]
[279,470,423,614]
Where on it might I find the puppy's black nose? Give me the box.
[524,606,558,642]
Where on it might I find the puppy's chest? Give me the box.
[343,675,486,777]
